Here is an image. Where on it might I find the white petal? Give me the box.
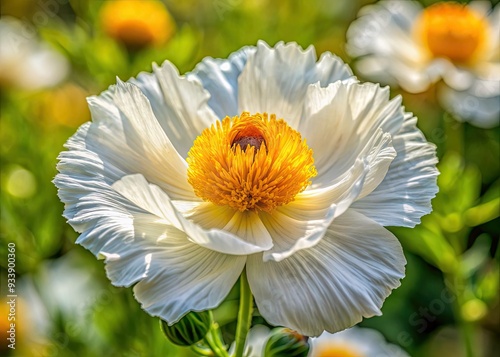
[99,212,246,324]
[247,210,406,337]
[187,46,256,118]
[86,79,196,200]
[357,130,397,199]
[355,56,439,93]
[56,123,141,255]
[130,60,219,158]
[131,235,245,324]
[238,41,354,128]
[438,82,500,128]
[299,82,401,187]
[112,174,272,255]
[261,158,368,262]
[351,113,439,227]
[347,0,423,60]
[182,202,274,250]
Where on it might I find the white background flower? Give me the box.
[55,41,438,336]
[346,0,500,128]
[310,327,410,357]
[0,16,69,90]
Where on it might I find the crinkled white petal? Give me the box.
[112,174,273,255]
[187,46,256,119]
[247,210,406,337]
[131,237,245,325]
[261,158,368,262]
[181,202,274,250]
[299,81,401,187]
[260,81,411,261]
[99,211,245,324]
[238,41,354,128]
[351,113,439,227]
[130,60,219,158]
[311,327,410,357]
[56,123,142,255]
[85,79,196,200]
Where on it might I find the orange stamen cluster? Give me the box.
[187,112,317,212]
[416,2,489,63]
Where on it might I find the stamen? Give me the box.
[187,112,316,212]
[416,2,489,63]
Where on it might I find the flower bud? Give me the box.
[160,311,211,346]
[264,327,310,357]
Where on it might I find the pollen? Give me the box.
[416,2,489,63]
[187,112,317,213]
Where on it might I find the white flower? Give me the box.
[310,327,410,357]
[0,17,69,90]
[55,41,438,336]
[346,1,500,128]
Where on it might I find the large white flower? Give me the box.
[346,1,500,128]
[55,41,438,336]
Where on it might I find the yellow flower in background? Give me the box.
[100,0,175,49]
[55,41,438,337]
[37,83,91,128]
[347,1,500,128]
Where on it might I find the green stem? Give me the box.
[203,311,229,357]
[447,271,475,357]
[233,270,253,357]
[460,321,475,357]
[192,344,214,356]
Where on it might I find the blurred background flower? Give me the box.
[0,1,498,356]
[99,0,176,51]
[310,327,410,357]
[346,0,500,127]
[0,16,69,90]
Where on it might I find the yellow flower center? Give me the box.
[187,112,317,213]
[314,344,364,357]
[416,2,489,63]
